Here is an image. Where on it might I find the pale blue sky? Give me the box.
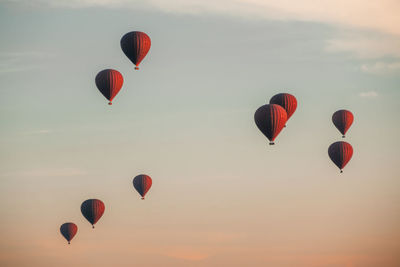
[0,1,399,266]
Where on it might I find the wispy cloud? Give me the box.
[6,0,400,35]
[21,129,53,135]
[0,51,53,74]
[324,32,400,75]
[6,0,400,68]
[0,51,52,58]
[325,34,400,59]
[2,168,87,177]
[162,247,209,261]
[360,62,400,75]
[359,91,378,98]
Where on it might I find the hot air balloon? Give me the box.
[81,199,105,228]
[254,104,287,145]
[133,174,152,200]
[95,69,124,105]
[328,141,353,173]
[332,110,354,138]
[269,93,297,125]
[60,222,78,244]
[121,31,151,70]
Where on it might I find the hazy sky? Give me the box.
[0,1,399,266]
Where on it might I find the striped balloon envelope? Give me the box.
[95,69,124,105]
[328,141,353,173]
[133,174,152,200]
[121,31,151,70]
[332,109,354,138]
[269,93,297,123]
[60,222,78,244]
[254,104,287,145]
[81,199,105,228]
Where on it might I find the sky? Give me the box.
[0,0,399,266]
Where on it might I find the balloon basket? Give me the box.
[108,102,112,105]
[141,197,145,200]
[342,135,345,138]
[269,142,275,145]
[135,67,139,70]
[92,225,95,229]
[340,170,343,173]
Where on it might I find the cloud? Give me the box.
[5,0,399,63]
[0,51,51,58]
[0,51,53,74]
[0,66,39,73]
[21,129,53,135]
[205,232,247,243]
[162,247,209,261]
[359,91,378,98]
[325,34,400,59]
[360,62,400,75]
[3,168,87,177]
[6,0,400,35]
[323,29,400,76]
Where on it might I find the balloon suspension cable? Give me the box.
[108,102,112,105]
[135,66,139,70]
[269,142,275,145]
[340,170,343,173]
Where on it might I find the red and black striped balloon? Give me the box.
[328,141,353,173]
[254,104,287,145]
[60,222,78,244]
[332,109,354,138]
[269,93,297,121]
[133,174,152,200]
[121,31,151,70]
[81,199,105,228]
[95,69,124,105]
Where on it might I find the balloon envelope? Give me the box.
[95,69,124,105]
[133,174,152,199]
[328,141,353,172]
[254,104,287,145]
[121,31,151,70]
[269,93,297,121]
[332,110,354,137]
[60,222,78,244]
[81,199,105,228]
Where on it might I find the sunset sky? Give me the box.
[0,1,399,266]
